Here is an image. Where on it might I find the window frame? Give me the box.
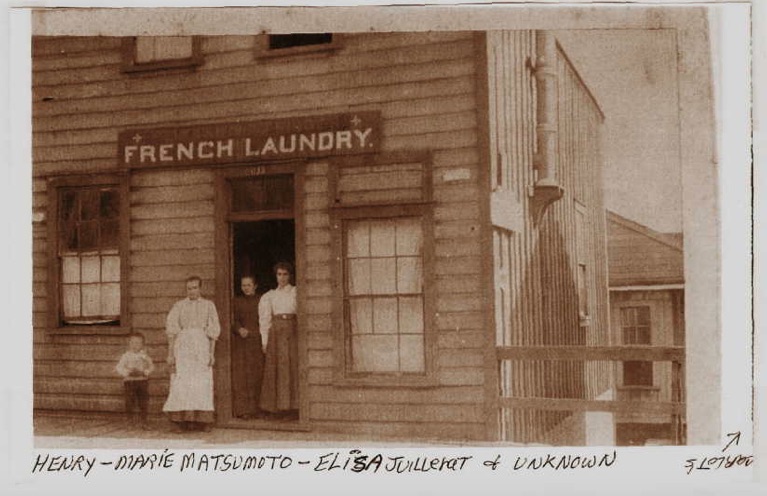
[121,36,203,74]
[255,33,342,59]
[46,173,130,335]
[329,152,436,388]
[619,304,655,388]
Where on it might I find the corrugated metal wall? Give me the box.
[488,32,611,444]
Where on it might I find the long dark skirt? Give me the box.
[231,332,264,417]
[259,317,298,412]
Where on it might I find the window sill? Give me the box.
[617,385,660,392]
[333,373,438,389]
[122,57,203,74]
[48,325,131,336]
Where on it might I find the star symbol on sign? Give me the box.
[132,134,143,143]
[350,115,362,127]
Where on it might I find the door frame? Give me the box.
[213,161,309,429]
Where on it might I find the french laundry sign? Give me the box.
[118,112,381,168]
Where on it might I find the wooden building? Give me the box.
[606,211,685,446]
[32,31,612,443]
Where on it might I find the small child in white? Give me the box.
[116,332,155,430]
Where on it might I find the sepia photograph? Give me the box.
[3,3,757,492]
[25,5,728,450]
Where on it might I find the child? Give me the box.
[116,332,155,430]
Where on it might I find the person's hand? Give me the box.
[238,327,249,338]
[167,355,175,375]
[262,344,267,354]
[209,353,215,367]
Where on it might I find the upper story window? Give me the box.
[122,36,203,73]
[256,33,339,58]
[620,305,653,387]
[48,175,129,332]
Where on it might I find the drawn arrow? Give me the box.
[722,431,741,452]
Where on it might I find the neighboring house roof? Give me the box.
[607,210,684,287]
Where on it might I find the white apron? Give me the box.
[163,327,214,412]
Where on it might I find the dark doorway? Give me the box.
[232,220,296,293]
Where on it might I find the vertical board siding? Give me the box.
[32,32,487,440]
[487,32,609,444]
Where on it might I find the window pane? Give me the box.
[347,259,371,295]
[349,298,372,334]
[62,284,81,318]
[100,283,121,317]
[61,256,80,284]
[620,308,634,327]
[154,37,193,61]
[395,218,422,255]
[637,306,651,325]
[78,221,99,252]
[346,221,369,258]
[81,284,101,317]
[269,33,333,50]
[623,361,653,387]
[398,296,424,334]
[80,190,100,221]
[351,335,398,372]
[370,258,396,294]
[100,189,119,219]
[399,334,425,373]
[396,257,422,294]
[370,220,395,257]
[637,326,651,345]
[135,37,157,63]
[372,297,397,334]
[101,255,120,283]
[81,255,101,284]
[101,219,119,250]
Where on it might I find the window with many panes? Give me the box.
[620,306,653,386]
[122,36,202,73]
[48,176,128,330]
[344,217,426,375]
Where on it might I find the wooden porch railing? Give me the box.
[495,345,686,444]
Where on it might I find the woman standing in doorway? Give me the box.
[258,262,298,419]
[231,275,264,419]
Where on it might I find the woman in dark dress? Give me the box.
[231,275,264,419]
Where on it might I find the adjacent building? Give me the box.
[607,211,685,446]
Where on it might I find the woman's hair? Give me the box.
[240,274,257,284]
[273,261,294,276]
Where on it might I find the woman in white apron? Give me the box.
[164,276,221,432]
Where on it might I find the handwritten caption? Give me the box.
[684,431,753,475]
[31,450,618,478]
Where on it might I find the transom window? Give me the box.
[229,175,294,213]
[344,217,425,374]
[57,186,122,325]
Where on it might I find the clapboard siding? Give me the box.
[33,32,490,440]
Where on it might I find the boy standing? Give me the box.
[116,332,155,430]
